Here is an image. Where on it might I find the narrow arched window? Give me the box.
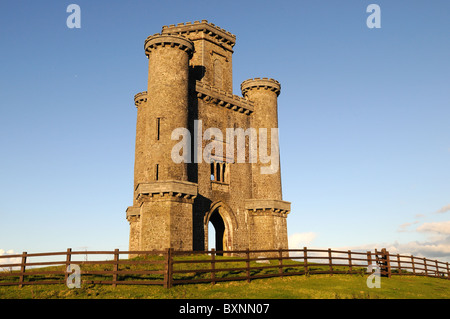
[210,162,215,181]
[211,160,228,183]
[216,162,221,182]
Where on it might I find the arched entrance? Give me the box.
[204,201,236,255]
[208,209,226,253]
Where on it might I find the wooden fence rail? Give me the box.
[0,248,448,288]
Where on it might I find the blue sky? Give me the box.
[0,1,449,261]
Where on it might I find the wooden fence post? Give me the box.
[366,251,372,270]
[303,247,308,275]
[211,249,216,285]
[64,248,72,284]
[278,248,283,277]
[164,248,173,288]
[328,249,333,275]
[447,262,449,280]
[385,249,391,278]
[245,248,250,283]
[19,252,27,288]
[380,248,391,278]
[112,249,119,287]
[424,257,428,277]
[411,255,415,275]
[348,250,353,273]
[374,248,379,275]
[435,260,439,277]
[397,254,402,274]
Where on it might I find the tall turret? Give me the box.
[241,77,283,200]
[143,34,194,182]
[127,34,198,253]
[241,78,290,253]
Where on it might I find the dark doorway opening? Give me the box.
[208,208,225,256]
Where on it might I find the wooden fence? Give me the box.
[0,248,448,288]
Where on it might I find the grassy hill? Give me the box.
[0,253,449,299]
[1,274,449,299]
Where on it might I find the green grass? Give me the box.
[0,254,449,299]
[1,274,449,299]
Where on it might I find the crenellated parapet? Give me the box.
[195,81,254,115]
[133,91,147,107]
[241,77,281,97]
[144,34,195,58]
[161,20,235,51]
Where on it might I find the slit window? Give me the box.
[156,118,161,140]
[155,164,159,181]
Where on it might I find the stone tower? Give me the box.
[126,21,291,254]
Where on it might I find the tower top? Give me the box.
[161,20,236,50]
[144,34,195,58]
[134,91,147,108]
[241,77,281,97]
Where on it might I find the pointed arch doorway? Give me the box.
[204,201,236,256]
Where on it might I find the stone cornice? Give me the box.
[144,34,194,58]
[161,20,235,50]
[126,206,141,220]
[136,180,198,201]
[245,199,291,216]
[241,77,281,97]
[195,81,254,115]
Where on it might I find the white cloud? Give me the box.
[0,249,14,256]
[397,221,419,232]
[332,239,450,262]
[417,220,450,235]
[356,221,450,261]
[288,220,450,262]
[395,240,450,258]
[0,249,21,270]
[288,232,317,248]
[435,204,450,214]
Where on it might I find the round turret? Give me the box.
[136,34,195,183]
[241,77,281,98]
[144,34,194,58]
[241,77,283,200]
[134,91,147,108]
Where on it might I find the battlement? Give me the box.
[241,77,281,97]
[134,91,147,107]
[161,20,236,50]
[195,81,254,115]
[144,34,194,58]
